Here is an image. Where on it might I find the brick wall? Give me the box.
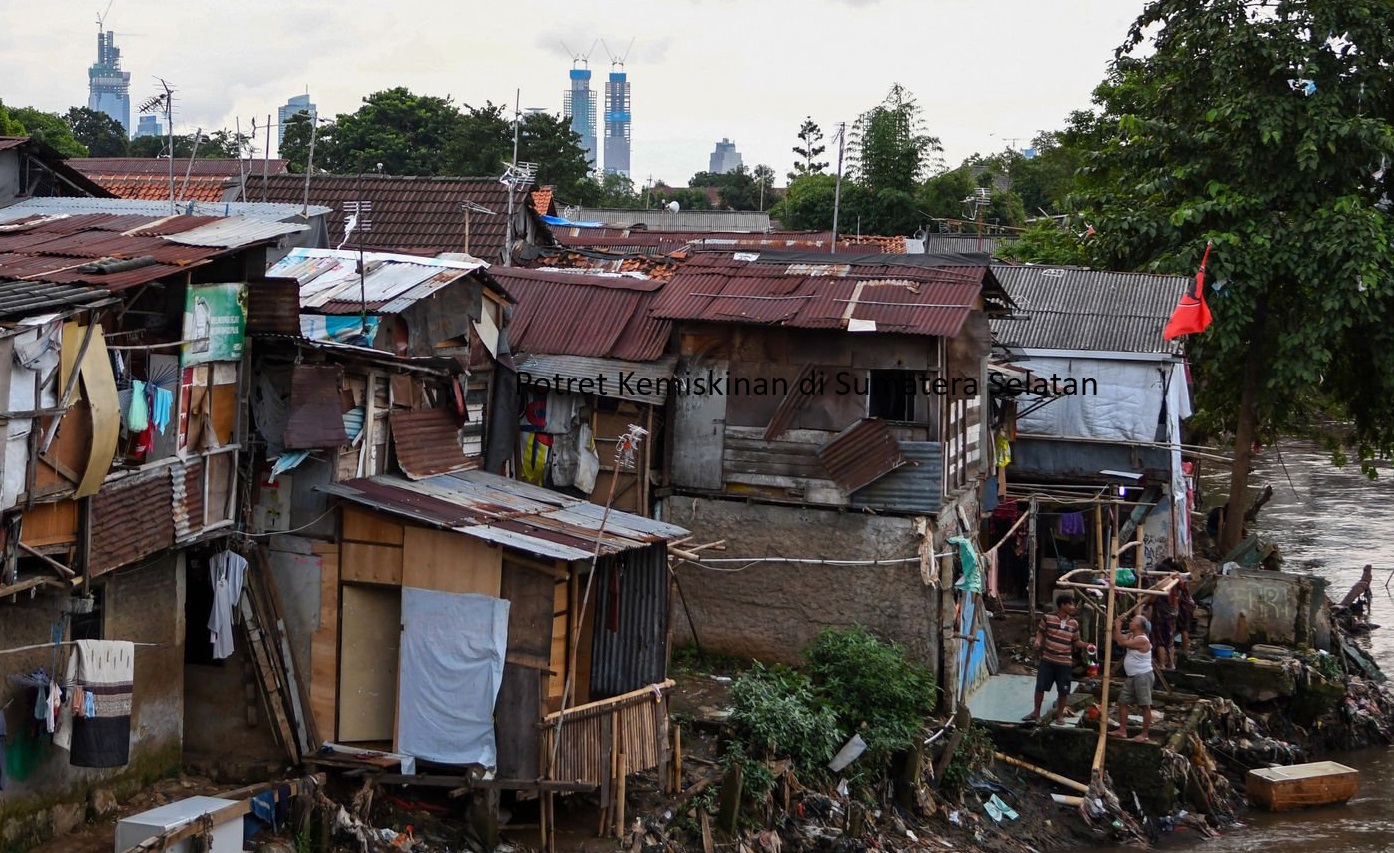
[0,554,185,852]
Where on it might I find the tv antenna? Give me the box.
[139,78,177,212]
[601,37,636,69]
[561,39,598,68]
[458,200,497,257]
[961,186,992,250]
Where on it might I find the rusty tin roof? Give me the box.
[321,469,688,562]
[390,408,480,479]
[486,267,672,362]
[817,418,909,493]
[650,251,1006,337]
[267,247,491,315]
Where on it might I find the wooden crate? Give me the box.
[1246,761,1358,811]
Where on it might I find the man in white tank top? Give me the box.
[1108,614,1154,742]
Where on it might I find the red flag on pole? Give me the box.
[1163,241,1214,341]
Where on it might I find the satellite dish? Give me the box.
[668,201,680,213]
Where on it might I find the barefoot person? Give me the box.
[1026,593,1088,724]
[1110,614,1154,742]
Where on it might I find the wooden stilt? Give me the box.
[1091,516,1118,782]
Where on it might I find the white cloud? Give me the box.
[3,0,1149,184]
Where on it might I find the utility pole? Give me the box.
[504,88,521,267]
[830,122,846,254]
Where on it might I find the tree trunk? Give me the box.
[1220,309,1267,554]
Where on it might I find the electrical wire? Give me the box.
[237,506,337,538]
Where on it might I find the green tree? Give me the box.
[128,130,245,159]
[791,117,827,177]
[441,101,510,176]
[572,171,642,208]
[1071,0,1394,550]
[517,111,593,201]
[280,110,314,173]
[657,186,712,211]
[752,164,778,211]
[850,85,939,193]
[7,107,87,157]
[0,101,24,136]
[769,173,872,232]
[64,107,128,157]
[318,87,464,175]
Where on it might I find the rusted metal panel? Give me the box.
[284,365,347,449]
[171,459,205,544]
[389,408,478,480]
[489,267,671,362]
[246,277,301,336]
[817,418,908,493]
[590,544,669,699]
[650,252,1006,337]
[850,440,943,514]
[89,468,175,576]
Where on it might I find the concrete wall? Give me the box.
[662,496,937,666]
[1208,570,1330,650]
[0,555,186,852]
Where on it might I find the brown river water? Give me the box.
[1087,440,1394,851]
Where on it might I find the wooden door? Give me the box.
[338,584,401,742]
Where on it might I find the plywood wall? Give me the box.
[338,584,401,742]
[401,526,501,596]
[310,540,340,741]
[340,507,404,585]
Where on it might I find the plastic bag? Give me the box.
[574,424,600,494]
[1114,568,1137,587]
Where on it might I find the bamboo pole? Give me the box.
[993,752,1089,794]
[1028,496,1039,630]
[1091,515,1118,781]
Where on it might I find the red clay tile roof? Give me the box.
[237,173,551,261]
[83,175,230,203]
[69,157,289,177]
[530,187,555,216]
[487,267,672,361]
[650,251,1003,337]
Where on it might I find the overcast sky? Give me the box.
[3,0,1151,194]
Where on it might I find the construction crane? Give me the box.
[601,36,636,69]
[560,39,597,69]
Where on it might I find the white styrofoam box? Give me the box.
[115,796,242,853]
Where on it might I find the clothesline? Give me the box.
[983,509,1031,557]
[0,641,160,659]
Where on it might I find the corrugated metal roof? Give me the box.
[990,264,1189,355]
[514,354,677,405]
[0,280,109,319]
[284,364,348,448]
[163,216,308,247]
[0,138,26,152]
[90,467,175,576]
[651,252,1002,337]
[268,247,486,314]
[320,469,688,562]
[172,460,205,544]
[237,173,549,261]
[921,234,1017,255]
[390,408,479,479]
[488,266,671,362]
[0,211,282,291]
[0,197,331,222]
[850,440,943,514]
[817,418,908,492]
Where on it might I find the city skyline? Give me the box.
[5,0,1149,184]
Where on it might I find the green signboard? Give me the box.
[182,282,247,366]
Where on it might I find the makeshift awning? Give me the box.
[319,469,689,562]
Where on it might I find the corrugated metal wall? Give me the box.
[589,543,669,698]
[852,440,943,514]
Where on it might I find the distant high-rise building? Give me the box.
[563,64,598,169]
[88,30,131,136]
[603,65,631,177]
[134,114,164,139]
[709,138,742,174]
[277,93,317,154]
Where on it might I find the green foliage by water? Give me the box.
[938,725,996,795]
[805,626,939,763]
[727,662,844,777]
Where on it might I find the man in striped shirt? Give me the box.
[1025,592,1088,724]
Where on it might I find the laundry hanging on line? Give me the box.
[208,550,249,660]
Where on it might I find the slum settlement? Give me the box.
[0,140,1390,853]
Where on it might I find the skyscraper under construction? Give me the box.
[603,62,631,177]
[563,62,598,170]
[88,29,131,136]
